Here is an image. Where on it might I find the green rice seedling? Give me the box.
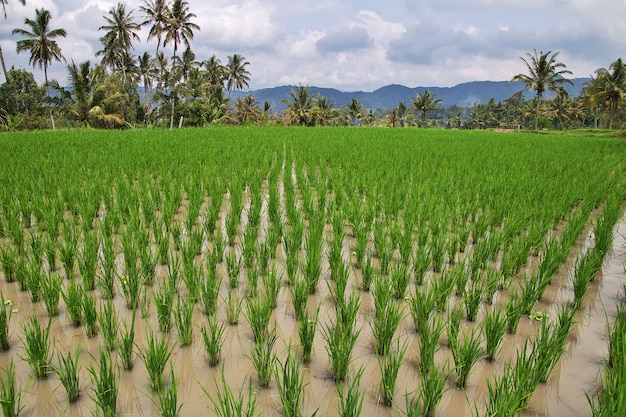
[412,246,431,286]
[98,300,118,351]
[140,249,158,287]
[446,305,464,349]
[432,269,456,313]
[21,316,52,379]
[290,275,309,321]
[138,331,174,392]
[572,252,601,309]
[201,315,225,367]
[200,265,221,316]
[250,327,277,388]
[244,294,272,342]
[372,274,393,321]
[519,274,539,315]
[226,290,243,325]
[41,272,62,317]
[329,260,350,306]
[139,285,151,318]
[204,368,260,417]
[451,327,483,388]
[483,307,507,361]
[327,232,344,281]
[78,233,98,291]
[59,236,77,277]
[14,258,28,292]
[263,268,282,309]
[409,285,435,335]
[242,226,257,270]
[587,362,626,417]
[0,246,18,282]
[174,295,194,346]
[245,265,260,297]
[97,236,116,300]
[119,312,136,371]
[418,362,448,417]
[505,291,523,334]
[275,345,306,417]
[62,279,83,327]
[0,292,11,351]
[371,298,405,356]
[303,234,323,295]
[353,221,369,268]
[483,364,523,417]
[226,250,242,289]
[156,279,175,333]
[337,367,364,417]
[82,292,99,338]
[166,254,182,292]
[430,234,446,274]
[418,317,443,377]
[298,304,320,364]
[390,262,411,301]
[464,279,483,322]
[213,233,227,263]
[182,263,201,303]
[0,359,24,417]
[322,314,360,382]
[24,261,43,302]
[158,365,182,417]
[258,240,273,277]
[284,247,299,287]
[155,229,170,265]
[120,269,143,310]
[378,340,407,406]
[88,347,118,417]
[483,268,501,304]
[360,254,374,291]
[608,303,626,369]
[54,346,81,403]
[453,266,469,297]
[531,307,573,384]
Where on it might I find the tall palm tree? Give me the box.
[345,98,365,126]
[583,58,626,129]
[411,89,442,127]
[97,3,141,75]
[140,0,170,57]
[314,96,338,125]
[1,0,26,82]
[12,8,66,91]
[511,49,573,130]
[225,54,250,98]
[163,0,199,59]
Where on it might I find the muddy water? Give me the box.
[0,211,624,417]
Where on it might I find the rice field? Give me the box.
[0,127,625,417]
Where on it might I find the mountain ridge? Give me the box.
[233,78,589,112]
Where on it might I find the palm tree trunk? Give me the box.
[44,66,56,130]
[0,44,8,82]
[535,95,542,130]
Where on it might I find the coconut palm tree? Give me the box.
[583,58,626,129]
[511,49,573,130]
[345,98,365,126]
[411,89,442,127]
[1,0,26,82]
[140,0,170,57]
[233,94,261,125]
[12,8,66,91]
[48,60,126,127]
[281,85,315,126]
[97,2,141,76]
[225,54,250,98]
[314,96,338,125]
[163,0,199,59]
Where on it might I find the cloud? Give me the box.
[316,26,373,53]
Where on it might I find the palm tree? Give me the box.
[97,3,141,76]
[140,0,170,57]
[163,0,199,59]
[281,85,315,126]
[583,58,626,129]
[233,94,261,125]
[225,54,250,98]
[394,101,414,127]
[344,98,365,126]
[12,8,66,91]
[48,60,125,127]
[411,89,442,127]
[314,96,338,125]
[511,49,573,130]
[162,0,198,128]
[202,55,225,88]
[1,0,26,82]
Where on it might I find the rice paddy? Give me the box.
[0,127,624,416]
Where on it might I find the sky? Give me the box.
[1,0,625,92]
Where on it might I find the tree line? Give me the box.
[0,1,625,130]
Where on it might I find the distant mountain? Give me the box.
[232,78,589,112]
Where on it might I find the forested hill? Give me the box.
[233,78,589,111]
